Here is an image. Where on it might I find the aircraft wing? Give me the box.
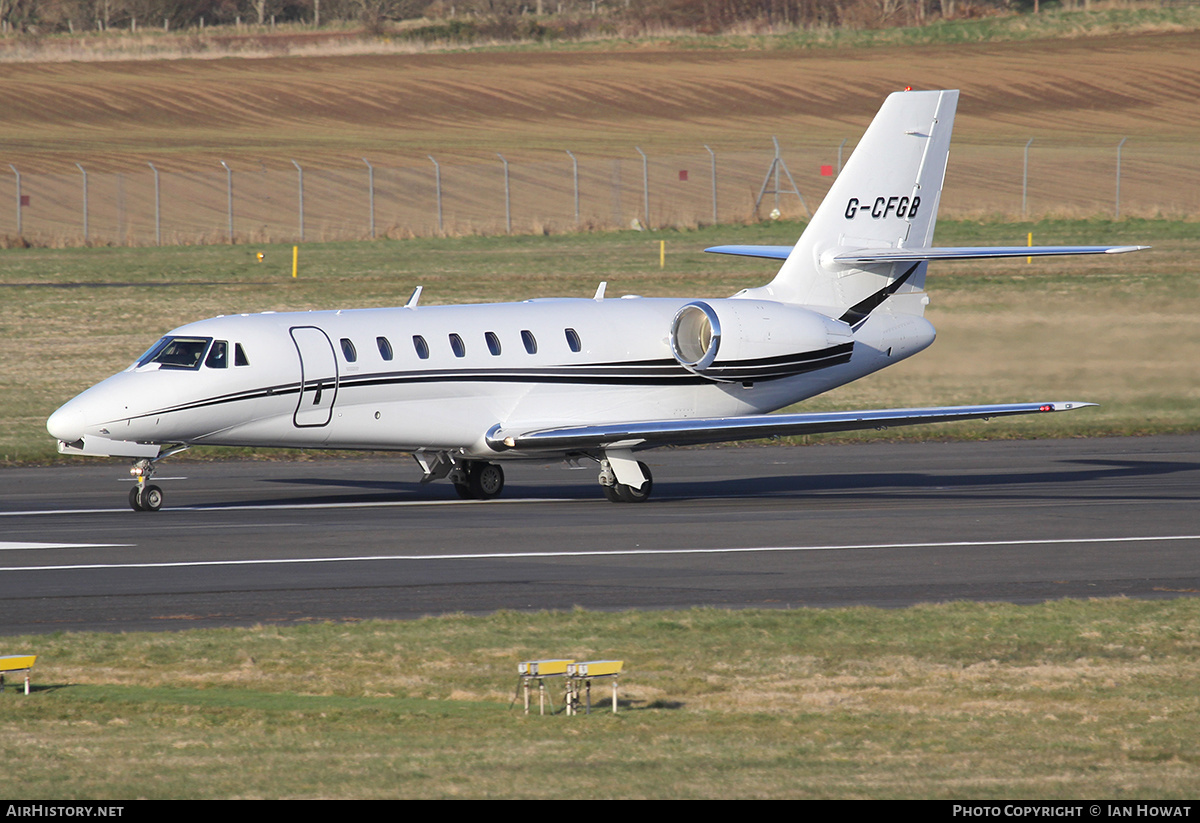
[486,401,1093,454]
[704,245,1148,262]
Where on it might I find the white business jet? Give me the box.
[47,89,1146,511]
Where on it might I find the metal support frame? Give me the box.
[703,144,716,224]
[292,159,304,241]
[147,162,161,246]
[363,158,375,239]
[497,153,511,234]
[1022,138,1033,218]
[75,162,88,241]
[754,137,808,217]
[220,160,233,242]
[1115,137,1128,219]
[8,164,20,236]
[635,146,649,228]
[428,155,442,233]
[565,150,579,225]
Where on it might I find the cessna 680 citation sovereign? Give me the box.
[46,89,1146,511]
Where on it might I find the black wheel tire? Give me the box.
[129,486,145,511]
[467,463,504,500]
[141,485,164,512]
[601,483,622,503]
[614,462,653,503]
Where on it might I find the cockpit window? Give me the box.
[234,343,250,367]
[138,336,212,371]
[205,340,229,369]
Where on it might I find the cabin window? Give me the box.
[138,336,211,371]
[485,331,502,356]
[340,338,358,363]
[565,328,582,353]
[204,340,229,369]
[449,333,466,358]
[413,335,429,360]
[234,343,250,367]
[377,336,393,361]
[521,330,537,355]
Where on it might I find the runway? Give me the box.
[1,435,1198,635]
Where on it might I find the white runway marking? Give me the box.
[0,542,133,550]
[1,534,1196,572]
[0,498,571,517]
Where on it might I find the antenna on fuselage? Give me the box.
[405,286,423,309]
[593,281,607,301]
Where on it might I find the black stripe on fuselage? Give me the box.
[129,343,855,421]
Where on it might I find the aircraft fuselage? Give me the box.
[47,295,933,460]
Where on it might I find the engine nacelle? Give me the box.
[669,299,854,383]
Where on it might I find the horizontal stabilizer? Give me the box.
[705,244,793,260]
[705,245,1149,264]
[487,401,1094,453]
[831,245,1149,264]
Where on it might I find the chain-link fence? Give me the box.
[3,139,1196,246]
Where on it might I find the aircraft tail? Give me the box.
[735,89,959,318]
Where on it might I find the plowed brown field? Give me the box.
[2,32,1198,170]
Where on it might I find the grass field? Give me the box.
[5,217,1196,465]
[3,599,1199,799]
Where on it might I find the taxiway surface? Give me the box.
[2,435,1197,634]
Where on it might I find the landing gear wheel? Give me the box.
[606,462,653,503]
[141,485,164,511]
[129,484,164,512]
[463,462,505,500]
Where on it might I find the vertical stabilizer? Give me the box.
[739,89,959,316]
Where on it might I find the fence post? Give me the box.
[220,160,233,243]
[428,155,442,234]
[635,147,648,228]
[8,165,20,236]
[1022,138,1033,218]
[703,144,716,224]
[497,153,511,234]
[292,159,304,241]
[565,150,579,225]
[1115,137,1128,219]
[363,158,375,239]
[75,163,88,242]
[148,162,161,246]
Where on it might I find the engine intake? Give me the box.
[669,299,855,383]
[670,302,721,372]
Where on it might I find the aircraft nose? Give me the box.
[46,403,86,442]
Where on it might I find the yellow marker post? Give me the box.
[660,240,665,269]
[1027,232,1032,265]
[292,245,298,278]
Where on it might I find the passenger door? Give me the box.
[290,326,338,428]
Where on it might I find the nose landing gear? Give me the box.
[127,447,186,512]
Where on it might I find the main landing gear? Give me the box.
[598,455,653,503]
[414,452,505,501]
[453,461,505,501]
